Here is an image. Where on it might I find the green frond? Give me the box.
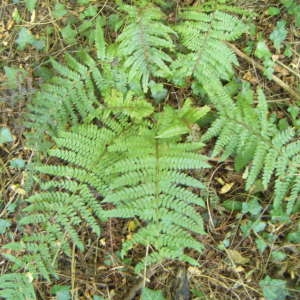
[262,149,278,188]
[121,223,203,273]
[179,10,247,41]
[117,5,175,91]
[246,143,269,190]
[0,273,36,300]
[3,236,58,281]
[288,174,300,214]
[24,53,98,152]
[204,87,300,214]
[104,115,209,268]
[172,10,246,89]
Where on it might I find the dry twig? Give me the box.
[228,43,300,101]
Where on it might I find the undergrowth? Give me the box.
[0,0,299,299]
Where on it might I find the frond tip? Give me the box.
[117,4,176,91]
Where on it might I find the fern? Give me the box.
[100,100,209,272]
[6,3,297,298]
[24,8,246,153]
[195,1,255,16]
[4,93,210,282]
[24,31,139,153]
[0,273,36,300]
[3,95,152,280]
[104,101,210,272]
[117,4,175,92]
[202,86,300,215]
[24,53,98,152]
[171,10,247,90]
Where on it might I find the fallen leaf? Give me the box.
[127,220,139,232]
[188,266,202,276]
[234,266,245,273]
[10,184,26,195]
[216,177,225,185]
[226,249,250,265]
[99,238,106,246]
[243,71,259,84]
[220,182,234,194]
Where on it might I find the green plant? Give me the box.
[280,0,300,27]
[116,3,176,92]
[4,96,209,280]
[24,7,247,154]
[104,101,210,271]
[171,10,247,91]
[202,85,300,217]
[254,40,275,79]
[2,1,299,298]
[259,276,289,300]
[0,273,36,300]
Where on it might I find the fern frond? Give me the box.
[3,234,58,281]
[3,113,138,280]
[0,273,36,300]
[24,53,98,152]
[171,10,247,89]
[203,87,300,214]
[103,103,209,271]
[117,4,175,92]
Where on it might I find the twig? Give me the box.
[275,60,300,80]
[227,42,300,101]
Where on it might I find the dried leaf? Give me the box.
[220,182,234,194]
[226,249,250,265]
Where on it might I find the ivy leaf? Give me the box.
[0,128,14,144]
[31,39,45,50]
[80,5,97,19]
[287,231,300,243]
[16,27,35,50]
[259,276,289,300]
[61,24,77,43]
[149,81,167,103]
[255,238,268,253]
[271,250,287,262]
[222,200,243,211]
[251,220,266,233]
[10,158,26,169]
[141,288,165,300]
[267,7,281,16]
[52,3,68,19]
[16,27,44,50]
[255,40,271,59]
[270,20,287,51]
[108,14,124,32]
[56,290,71,300]
[25,0,37,12]
[242,198,262,216]
[50,285,71,300]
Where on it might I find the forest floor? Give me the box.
[0,0,300,299]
